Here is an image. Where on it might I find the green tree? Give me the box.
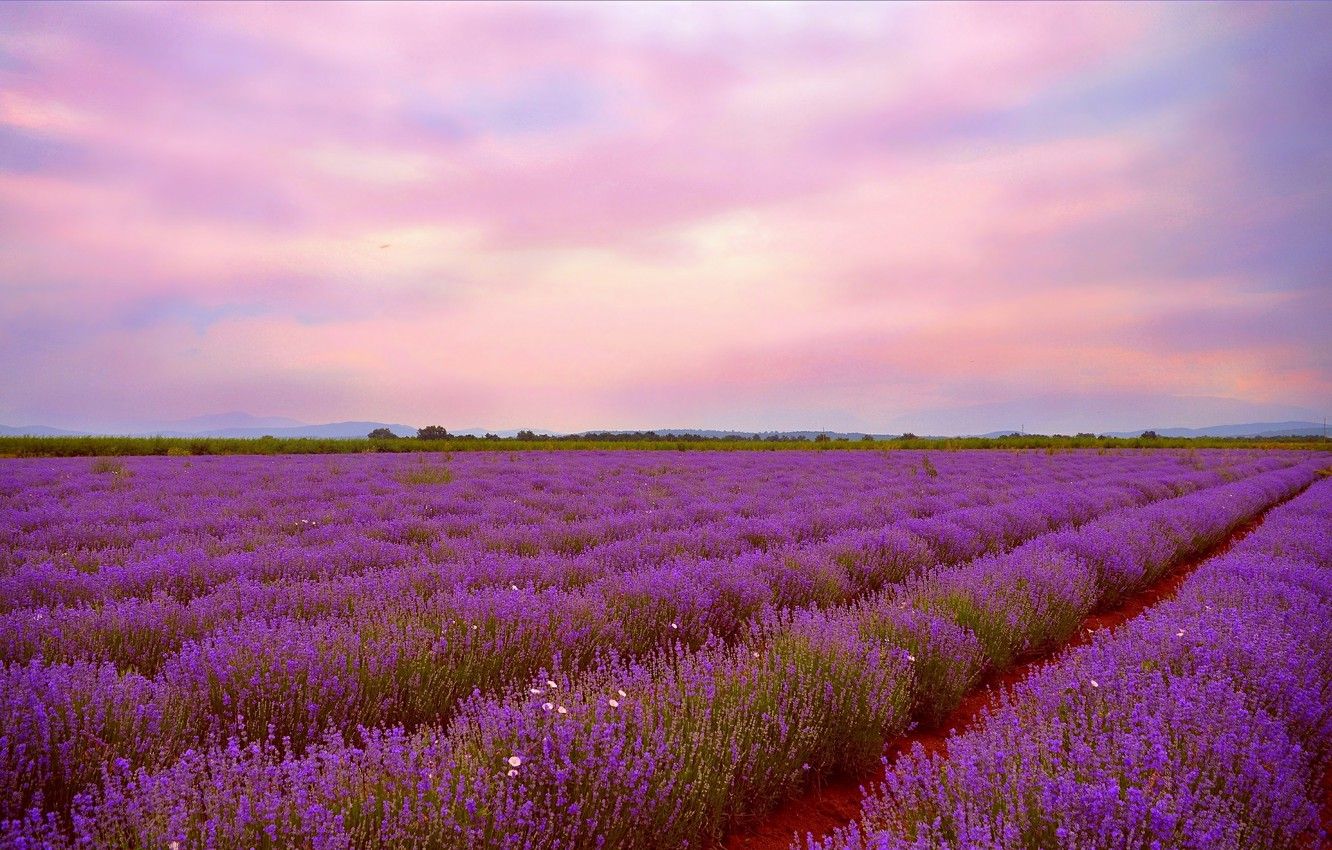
[367,428,398,439]
[417,425,450,440]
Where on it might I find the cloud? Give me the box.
[0,2,1328,431]
[0,124,88,174]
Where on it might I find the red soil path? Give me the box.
[1322,768,1332,850]
[717,500,1295,850]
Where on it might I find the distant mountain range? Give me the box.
[570,428,894,440]
[0,412,417,439]
[579,423,1327,439]
[177,421,420,439]
[1097,421,1327,438]
[0,416,1325,440]
[886,393,1322,437]
[971,422,1327,439]
[0,424,83,437]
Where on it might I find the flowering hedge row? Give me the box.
[1,452,1298,827]
[809,476,1332,850]
[2,457,1319,847]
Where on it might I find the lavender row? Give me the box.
[0,456,1299,824]
[0,450,1240,621]
[0,457,1315,826]
[9,461,1317,847]
[810,475,1332,850]
[0,450,1104,610]
[0,450,1269,679]
[1,452,1290,618]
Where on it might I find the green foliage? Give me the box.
[90,457,128,475]
[0,433,1326,458]
[416,425,450,440]
[922,593,1015,668]
[856,610,983,726]
[394,464,455,485]
[367,428,399,439]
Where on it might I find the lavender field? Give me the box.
[1,449,1328,849]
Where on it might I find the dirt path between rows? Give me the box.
[1322,768,1332,850]
[718,493,1300,850]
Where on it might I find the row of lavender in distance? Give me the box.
[10,458,1318,848]
[0,454,1305,823]
[1,449,1278,679]
[3,450,1136,611]
[0,451,1144,664]
[0,450,1289,682]
[3,451,1277,622]
[810,475,1332,850]
[0,452,1273,687]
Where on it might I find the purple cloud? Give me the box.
[0,2,1327,432]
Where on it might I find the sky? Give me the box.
[1,1,1329,435]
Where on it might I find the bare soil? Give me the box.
[1321,762,1332,849]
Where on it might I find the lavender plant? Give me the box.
[810,477,1332,850]
[0,450,1323,847]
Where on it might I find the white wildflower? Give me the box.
[557,705,568,715]
[507,755,522,767]
[608,699,620,708]
[542,702,554,711]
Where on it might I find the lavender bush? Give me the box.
[811,476,1332,850]
[0,450,1323,847]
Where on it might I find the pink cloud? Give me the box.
[0,1,1328,431]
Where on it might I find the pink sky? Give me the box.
[1,1,1328,433]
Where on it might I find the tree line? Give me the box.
[371,427,884,443]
